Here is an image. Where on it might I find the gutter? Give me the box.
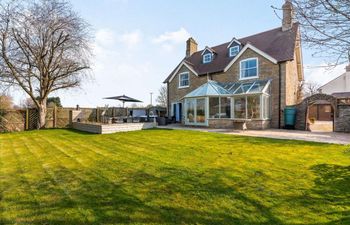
[278,63,282,129]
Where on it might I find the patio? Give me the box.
[159,124,350,144]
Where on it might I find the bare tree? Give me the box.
[302,81,321,97]
[0,95,13,110]
[291,0,350,66]
[156,85,167,107]
[0,0,91,128]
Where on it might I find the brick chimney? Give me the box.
[282,0,294,31]
[186,37,197,58]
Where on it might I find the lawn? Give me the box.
[0,129,349,225]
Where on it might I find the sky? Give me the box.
[11,0,348,107]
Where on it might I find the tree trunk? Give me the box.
[37,100,47,129]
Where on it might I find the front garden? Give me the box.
[0,129,349,224]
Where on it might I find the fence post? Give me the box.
[53,106,57,128]
[25,108,29,130]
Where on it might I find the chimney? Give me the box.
[186,37,197,57]
[282,0,294,31]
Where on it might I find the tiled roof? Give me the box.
[164,23,299,83]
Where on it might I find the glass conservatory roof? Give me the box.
[184,79,271,98]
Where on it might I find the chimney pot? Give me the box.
[282,0,294,31]
[186,37,197,58]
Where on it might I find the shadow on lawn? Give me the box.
[308,164,350,225]
[2,165,283,225]
[2,163,349,225]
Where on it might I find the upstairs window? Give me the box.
[240,58,258,79]
[229,46,240,57]
[203,53,212,64]
[179,72,189,88]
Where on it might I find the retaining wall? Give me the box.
[72,122,156,134]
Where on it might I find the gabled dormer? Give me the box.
[227,38,241,57]
[201,46,216,64]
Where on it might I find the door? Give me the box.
[172,103,182,122]
[185,98,207,126]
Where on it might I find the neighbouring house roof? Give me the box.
[332,92,350,99]
[184,79,271,98]
[164,23,299,83]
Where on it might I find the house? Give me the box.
[163,0,304,129]
[318,65,350,95]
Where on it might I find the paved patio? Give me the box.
[158,124,350,145]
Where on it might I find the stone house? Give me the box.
[163,0,304,129]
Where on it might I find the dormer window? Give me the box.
[203,53,212,64]
[229,46,240,57]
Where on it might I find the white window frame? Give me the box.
[203,53,212,64]
[209,96,232,119]
[178,72,190,88]
[229,46,240,57]
[239,57,259,80]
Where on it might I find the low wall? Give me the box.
[72,122,156,134]
[208,119,271,130]
[335,106,350,132]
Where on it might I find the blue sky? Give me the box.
[12,0,347,107]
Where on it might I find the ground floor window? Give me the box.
[209,97,231,118]
[233,95,270,120]
[185,98,207,125]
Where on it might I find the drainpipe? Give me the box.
[278,63,282,129]
[167,82,170,117]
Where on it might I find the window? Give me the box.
[209,97,231,119]
[179,72,189,88]
[209,97,220,118]
[240,58,258,79]
[262,95,270,119]
[234,97,246,119]
[247,96,260,119]
[203,53,212,63]
[220,97,231,118]
[229,46,240,57]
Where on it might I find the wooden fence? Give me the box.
[0,107,128,132]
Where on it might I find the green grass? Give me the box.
[0,129,349,225]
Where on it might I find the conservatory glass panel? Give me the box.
[263,95,270,119]
[186,99,195,123]
[196,98,206,123]
[234,83,253,94]
[234,97,246,119]
[247,96,261,119]
[209,97,220,118]
[220,97,231,118]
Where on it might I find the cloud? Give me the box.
[94,28,116,47]
[304,63,347,85]
[118,30,142,48]
[152,27,190,51]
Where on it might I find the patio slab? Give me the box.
[158,124,350,145]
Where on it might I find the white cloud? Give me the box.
[94,28,116,47]
[56,28,160,107]
[152,27,190,51]
[118,30,142,48]
[304,63,347,86]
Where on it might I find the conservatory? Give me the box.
[183,80,271,127]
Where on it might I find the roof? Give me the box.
[164,23,299,83]
[184,79,271,98]
[332,92,350,99]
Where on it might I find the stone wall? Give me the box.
[207,118,270,130]
[293,93,350,133]
[335,105,350,132]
